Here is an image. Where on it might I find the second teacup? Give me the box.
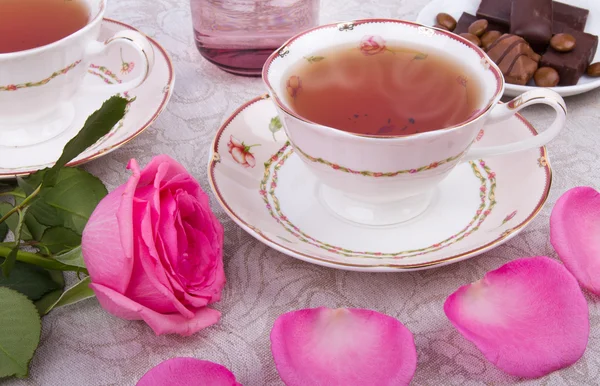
[263,19,566,226]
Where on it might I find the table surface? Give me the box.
[6,0,600,385]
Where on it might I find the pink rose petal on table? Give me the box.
[271,307,417,386]
[444,256,589,378]
[550,186,600,295]
[137,357,241,386]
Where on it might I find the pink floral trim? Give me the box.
[294,144,466,177]
[259,142,497,259]
[502,210,517,225]
[0,61,81,91]
[120,48,135,74]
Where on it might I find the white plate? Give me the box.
[0,18,175,178]
[208,95,552,272]
[416,0,600,97]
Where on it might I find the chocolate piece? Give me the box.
[469,19,489,37]
[511,0,553,52]
[454,13,509,36]
[587,63,600,77]
[436,13,457,31]
[554,2,589,32]
[540,27,598,85]
[434,23,449,31]
[476,0,512,27]
[487,34,541,85]
[534,67,560,86]
[550,33,576,52]
[482,31,503,50]
[460,33,482,47]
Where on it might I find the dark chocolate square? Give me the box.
[476,0,512,27]
[554,2,589,32]
[540,27,598,85]
[453,12,509,35]
[511,0,553,52]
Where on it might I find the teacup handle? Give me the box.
[82,30,155,94]
[464,89,567,161]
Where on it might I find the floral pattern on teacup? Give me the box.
[286,76,302,99]
[501,210,518,225]
[0,60,81,91]
[228,135,259,168]
[359,35,387,56]
[120,48,135,74]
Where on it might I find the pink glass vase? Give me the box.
[190,0,320,76]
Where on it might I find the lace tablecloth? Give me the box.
[7,0,600,385]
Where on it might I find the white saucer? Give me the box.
[0,18,174,178]
[416,0,600,97]
[208,96,552,272]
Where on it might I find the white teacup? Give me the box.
[0,0,154,147]
[263,19,566,226]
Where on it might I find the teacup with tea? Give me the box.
[263,19,566,226]
[0,0,155,147]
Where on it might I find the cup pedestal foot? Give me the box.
[0,102,75,147]
[318,184,434,227]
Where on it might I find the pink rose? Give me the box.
[82,155,225,336]
[359,35,387,56]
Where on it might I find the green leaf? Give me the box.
[43,96,128,187]
[53,245,86,269]
[0,261,62,301]
[0,222,7,242]
[36,276,94,315]
[0,287,41,378]
[16,176,37,197]
[269,116,283,141]
[0,246,18,278]
[1,208,30,277]
[40,227,81,254]
[23,213,47,243]
[34,289,63,316]
[0,202,32,241]
[28,168,107,234]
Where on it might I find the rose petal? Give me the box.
[444,256,589,378]
[91,283,221,336]
[137,155,189,188]
[230,147,246,165]
[271,307,417,386]
[550,186,600,295]
[137,357,241,386]
[83,184,133,293]
[127,199,195,319]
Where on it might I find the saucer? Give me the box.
[208,95,552,272]
[416,0,600,97]
[0,18,174,178]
